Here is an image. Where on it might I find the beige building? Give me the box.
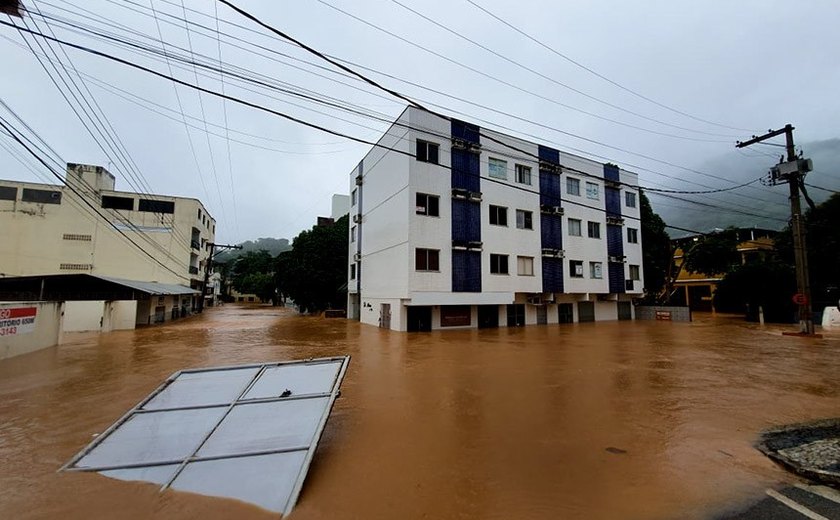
[0,163,215,309]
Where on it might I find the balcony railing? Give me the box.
[191,240,201,250]
[189,266,199,275]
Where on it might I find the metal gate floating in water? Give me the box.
[61,356,350,516]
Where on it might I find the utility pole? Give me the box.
[199,243,242,312]
[737,125,815,335]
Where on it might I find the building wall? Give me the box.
[106,301,138,331]
[64,301,105,332]
[0,301,64,360]
[0,164,214,289]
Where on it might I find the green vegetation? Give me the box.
[220,216,349,313]
[639,191,671,301]
[775,192,840,312]
[276,215,349,313]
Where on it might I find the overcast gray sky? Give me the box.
[2,0,838,243]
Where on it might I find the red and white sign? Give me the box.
[0,307,37,336]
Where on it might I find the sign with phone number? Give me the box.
[0,307,37,336]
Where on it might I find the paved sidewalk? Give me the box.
[758,419,840,487]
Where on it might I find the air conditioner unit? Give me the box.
[352,214,362,223]
[353,252,362,262]
[553,206,564,215]
[527,295,543,305]
[468,191,483,202]
[606,216,624,226]
[608,255,625,263]
[452,188,469,199]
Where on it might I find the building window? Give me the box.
[515,164,531,185]
[625,191,636,208]
[568,218,582,237]
[590,261,603,279]
[490,254,509,274]
[0,186,17,200]
[416,139,439,164]
[489,204,508,226]
[351,225,356,242]
[415,248,440,271]
[586,182,599,200]
[517,256,534,276]
[138,199,175,214]
[627,227,638,244]
[629,264,640,281]
[351,188,357,206]
[102,195,134,210]
[566,177,580,196]
[570,260,584,278]
[587,221,601,239]
[569,218,581,237]
[350,264,356,280]
[488,158,507,180]
[416,193,439,216]
[515,209,532,230]
[198,209,202,219]
[22,188,61,204]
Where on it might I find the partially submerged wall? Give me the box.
[0,301,64,360]
[635,305,692,322]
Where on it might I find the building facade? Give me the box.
[0,163,215,310]
[347,107,643,331]
[671,228,777,312]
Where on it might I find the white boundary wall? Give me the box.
[0,301,64,360]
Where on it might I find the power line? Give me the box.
[176,0,228,231]
[213,0,238,236]
[45,0,788,211]
[316,0,734,142]
[385,0,740,140]
[2,17,788,228]
[462,0,752,133]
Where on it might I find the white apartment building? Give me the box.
[0,163,215,312]
[347,107,643,331]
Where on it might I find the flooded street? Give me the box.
[1,306,839,520]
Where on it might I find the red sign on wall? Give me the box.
[0,307,38,336]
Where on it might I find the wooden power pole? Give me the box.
[736,125,815,335]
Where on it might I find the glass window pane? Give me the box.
[243,362,341,400]
[198,398,330,457]
[171,451,308,515]
[143,368,260,410]
[76,407,227,468]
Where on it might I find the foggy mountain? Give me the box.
[214,237,292,264]
[649,138,840,237]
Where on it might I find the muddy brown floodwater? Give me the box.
[1,306,839,519]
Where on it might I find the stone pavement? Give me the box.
[758,419,840,487]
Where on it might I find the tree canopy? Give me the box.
[276,215,349,313]
[775,192,840,310]
[639,191,671,301]
[681,227,740,276]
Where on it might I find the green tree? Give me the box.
[681,227,740,275]
[639,191,671,301]
[776,192,840,311]
[276,215,349,313]
[230,250,275,301]
[713,260,796,322]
